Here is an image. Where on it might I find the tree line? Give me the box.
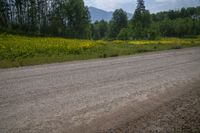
[0,0,90,38]
[0,0,200,40]
[93,1,200,40]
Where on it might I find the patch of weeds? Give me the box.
[172,45,182,49]
[110,54,119,57]
[99,53,107,58]
[136,48,150,53]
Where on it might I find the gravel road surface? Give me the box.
[0,47,200,133]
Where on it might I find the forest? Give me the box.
[0,0,200,40]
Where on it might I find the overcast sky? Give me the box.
[84,0,200,13]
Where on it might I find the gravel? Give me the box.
[0,47,200,133]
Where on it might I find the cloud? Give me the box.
[84,0,200,13]
[147,0,200,13]
[84,0,136,12]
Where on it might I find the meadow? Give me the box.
[0,34,200,68]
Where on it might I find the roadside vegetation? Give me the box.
[0,34,199,68]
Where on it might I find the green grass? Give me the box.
[0,34,200,68]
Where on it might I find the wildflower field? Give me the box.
[0,34,200,68]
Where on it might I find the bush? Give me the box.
[147,28,159,40]
[117,28,130,40]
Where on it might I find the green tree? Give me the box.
[98,20,108,39]
[131,0,152,39]
[109,9,128,39]
[91,21,100,40]
[117,28,130,40]
[91,20,108,40]
[48,0,91,38]
[0,0,9,30]
[15,0,24,27]
[28,0,38,32]
[63,0,91,38]
[37,0,49,34]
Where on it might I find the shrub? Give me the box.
[117,28,130,40]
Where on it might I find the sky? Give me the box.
[84,0,200,13]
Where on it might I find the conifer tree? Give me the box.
[132,0,151,39]
[136,0,145,12]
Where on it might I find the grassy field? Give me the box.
[0,34,200,68]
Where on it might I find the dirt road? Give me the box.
[0,47,200,133]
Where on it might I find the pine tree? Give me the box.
[136,0,145,12]
[133,0,146,22]
[132,0,151,39]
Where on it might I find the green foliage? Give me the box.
[91,20,108,40]
[159,18,200,37]
[130,3,200,40]
[131,0,152,39]
[136,0,145,12]
[152,6,200,22]
[117,28,130,40]
[109,9,128,39]
[62,0,91,39]
[0,0,91,39]
[0,0,200,40]
[0,0,9,30]
[28,0,37,32]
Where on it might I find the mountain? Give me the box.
[89,7,133,23]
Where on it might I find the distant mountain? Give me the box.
[89,7,133,23]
